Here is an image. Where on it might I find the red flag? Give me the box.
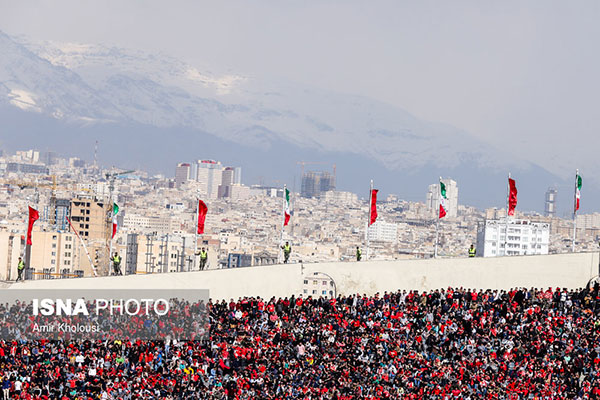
[112,222,118,239]
[369,189,378,226]
[508,178,518,216]
[197,200,208,234]
[439,204,447,219]
[27,206,39,245]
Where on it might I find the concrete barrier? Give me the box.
[4,252,598,299]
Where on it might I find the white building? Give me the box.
[196,160,223,199]
[123,213,173,233]
[476,218,549,257]
[367,220,398,243]
[427,178,458,218]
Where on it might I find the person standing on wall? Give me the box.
[356,247,362,261]
[16,257,25,282]
[468,244,476,258]
[281,242,291,264]
[112,252,122,275]
[196,247,208,270]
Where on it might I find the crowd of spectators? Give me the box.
[1,284,600,399]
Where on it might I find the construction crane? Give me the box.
[0,175,93,194]
[296,162,337,183]
[105,170,135,197]
[296,161,328,177]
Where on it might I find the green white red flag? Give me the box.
[112,202,119,239]
[284,188,291,226]
[439,180,447,219]
[575,172,582,212]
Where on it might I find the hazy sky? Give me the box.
[1,0,599,180]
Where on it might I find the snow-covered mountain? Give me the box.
[4,31,526,170]
[0,30,581,212]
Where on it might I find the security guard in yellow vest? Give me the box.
[112,252,122,275]
[198,248,208,270]
[356,247,362,261]
[281,242,291,263]
[468,245,476,258]
[16,257,25,281]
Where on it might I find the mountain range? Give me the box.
[0,30,590,214]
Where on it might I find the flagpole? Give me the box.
[572,169,578,252]
[279,184,286,264]
[505,172,510,256]
[435,177,441,258]
[108,182,114,276]
[194,194,199,270]
[366,180,373,261]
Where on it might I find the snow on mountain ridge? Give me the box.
[2,31,529,173]
[17,37,247,96]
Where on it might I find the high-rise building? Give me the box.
[426,178,459,218]
[189,162,198,181]
[476,218,549,257]
[196,160,223,199]
[41,151,58,166]
[175,163,191,188]
[301,172,319,198]
[544,187,558,217]
[68,195,111,275]
[301,171,336,198]
[234,167,242,184]
[69,196,108,241]
[222,167,235,186]
[320,172,336,193]
[218,167,236,199]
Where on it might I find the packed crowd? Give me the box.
[1,284,600,399]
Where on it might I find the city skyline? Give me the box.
[0,146,593,217]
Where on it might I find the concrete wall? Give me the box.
[5,252,599,299]
[302,252,599,295]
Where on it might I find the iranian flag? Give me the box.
[439,179,447,219]
[112,202,119,239]
[284,187,291,226]
[575,172,582,212]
